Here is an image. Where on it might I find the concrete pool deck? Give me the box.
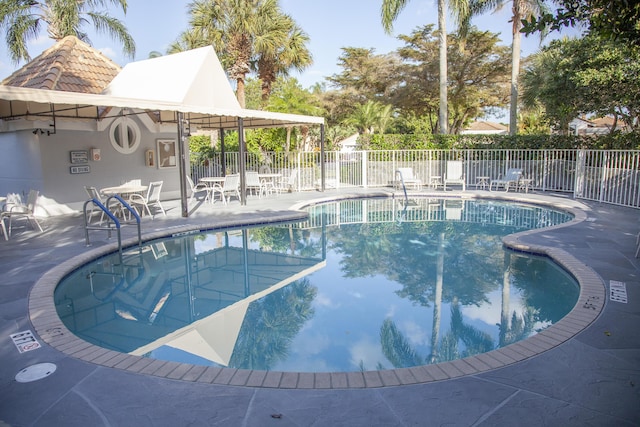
[0,188,638,426]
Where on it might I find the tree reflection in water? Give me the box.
[229,279,316,370]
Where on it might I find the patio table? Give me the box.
[200,177,225,186]
[101,184,148,197]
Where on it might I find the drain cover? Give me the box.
[15,363,57,383]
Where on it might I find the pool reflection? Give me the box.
[55,198,577,372]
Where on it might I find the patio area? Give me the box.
[0,188,639,426]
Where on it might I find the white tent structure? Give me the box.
[130,260,326,366]
[0,46,326,215]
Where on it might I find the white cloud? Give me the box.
[98,46,117,60]
[314,292,339,309]
[400,320,427,346]
[349,337,387,371]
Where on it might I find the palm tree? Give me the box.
[466,0,546,135]
[381,0,469,134]
[0,0,135,64]
[256,14,312,105]
[186,0,309,109]
[343,100,393,135]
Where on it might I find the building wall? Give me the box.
[0,130,44,196]
[1,114,184,216]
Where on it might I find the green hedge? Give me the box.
[358,132,640,150]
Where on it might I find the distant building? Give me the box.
[568,116,630,135]
[461,121,508,135]
[337,133,359,152]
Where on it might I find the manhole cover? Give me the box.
[15,363,57,383]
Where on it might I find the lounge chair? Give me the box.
[490,168,523,192]
[443,161,466,191]
[394,168,422,190]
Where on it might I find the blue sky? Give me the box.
[0,0,581,90]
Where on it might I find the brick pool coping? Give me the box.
[28,192,604,389]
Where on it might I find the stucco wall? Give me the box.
[0,130,44,197]
[1,115,184,216]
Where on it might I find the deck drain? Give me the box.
[15,363,57,383]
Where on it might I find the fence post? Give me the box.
[599,151,609,203]
[362,151,368,189]
[574,149,586,199]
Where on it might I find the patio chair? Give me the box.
[490,168,523,192]
[84,186,107,224]
[394,168,422,190]
[443,161,466,191]
[186,176,210,203]
[4,189,44,237]
[129,181,166,218]
[275,169,298,193]
[246,171,266,197]
[211,174,240,205]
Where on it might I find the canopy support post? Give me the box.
[177,112,189,217]
[320,123,325,192]
[237,117,247,206]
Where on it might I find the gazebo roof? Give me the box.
[1,36,121,94]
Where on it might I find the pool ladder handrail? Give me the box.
[394,169,410,205]
[83,194,142,264]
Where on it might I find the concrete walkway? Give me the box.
[0,189,638,426]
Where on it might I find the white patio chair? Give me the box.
[246,171,266,197]
[84,186,107,224]
[490,168,523,192]
[211,174,240,205]
[395,168,422,189]
[129,181,166,218]
[4,189,43,237]
[186,176,210,203]
[443,161,466,191]
[275,169,298,193]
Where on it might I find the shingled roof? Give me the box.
[1,36,121,94]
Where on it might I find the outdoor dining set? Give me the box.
[189,170,298,205]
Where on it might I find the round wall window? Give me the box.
[109,116,141,154]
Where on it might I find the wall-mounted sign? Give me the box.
[70,165,90,174]
[70,150,89,164]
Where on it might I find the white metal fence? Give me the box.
[190,149,640,209]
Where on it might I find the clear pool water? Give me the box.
[55,198,578,372]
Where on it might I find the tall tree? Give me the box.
[256,14,312,105]
[522,34,640,133]
[466,0,546,135]
[0,0,135,63]
[186,0,310,108]
[522,0,640,47]
[381,0,469,134]
[393,25,510,134]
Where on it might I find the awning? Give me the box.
[0,84,324,130]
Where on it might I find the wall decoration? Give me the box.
[157,139,177,169]
[145,149,155,167]
[70,150,89,164]
[70,165,90,174]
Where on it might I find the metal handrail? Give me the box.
[395,169,409,205]
[83,195,142,264]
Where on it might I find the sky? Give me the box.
[0,0,581,93]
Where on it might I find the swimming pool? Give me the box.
[54,197,578,373]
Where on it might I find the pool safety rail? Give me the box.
[83,194,141,263]
[191,149,640,209]
[394,169,410,204]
